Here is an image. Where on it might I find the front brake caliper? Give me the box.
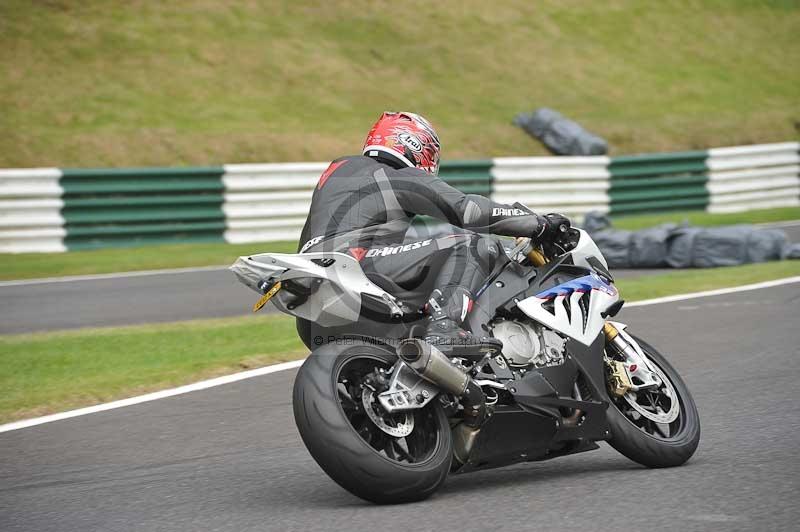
[606,359,633,398]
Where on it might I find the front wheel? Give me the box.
[605,334,700,468]
[292,341,453,504]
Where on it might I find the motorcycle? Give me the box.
[230,228,700,504]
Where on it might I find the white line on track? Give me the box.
[0,360,304,433]
[0,265,228,288]
[624,275,800,307]
[754,219,800,229]
[2,274,799,434]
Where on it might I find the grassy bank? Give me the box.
[2,261,799,424]
[2,1,798,168]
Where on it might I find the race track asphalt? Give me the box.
[1,282,798,532]
[2,222,798,334]
[0,267,261,334]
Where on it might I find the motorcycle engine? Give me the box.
[491,319,567,368]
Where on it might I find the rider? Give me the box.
[299,111,572,352]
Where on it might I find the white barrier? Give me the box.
[0,169,66,252]
[707,142,800,213]
[221,162,327,244]
[491,156,611,219]
[222,157,614,244]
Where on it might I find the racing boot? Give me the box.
[423,288,502,358]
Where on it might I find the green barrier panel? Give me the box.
[61,166,225,250]
[606,197,710,214]
[611,184,709,203]
[65,194,223,208]
[66,221,227,237]
[64,206,225,224]
[609,174,707,190]
[609,151,709,216]
[66,232,226,251]
[439,160,493,196]
[413,160,492,225]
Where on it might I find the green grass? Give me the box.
[1,1,798,168]
[2,260,798,424]
[612,207,800,231]
[616,260,800,301]
[0,240,298,280]
[0,314,305,423]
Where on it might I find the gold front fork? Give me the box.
[603,322,619,341]
[517,236,549,267]
[527,249,548,266]
[526,247,549,267]
[603,321,633,397]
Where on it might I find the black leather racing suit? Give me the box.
[299,155,547,323]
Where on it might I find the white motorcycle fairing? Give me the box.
[511,229,618,346]
[516,272,619,346]
[229,251,401,327]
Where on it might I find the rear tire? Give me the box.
[606,335,700,468]
[292,341,452,504]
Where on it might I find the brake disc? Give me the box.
[623,362,680,424]
[361,389,414,437]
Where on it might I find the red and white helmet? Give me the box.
[363,112,441,175]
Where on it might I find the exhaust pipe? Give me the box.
[398,339,486,428]
[398,339,470,395]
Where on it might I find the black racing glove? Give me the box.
[537,213,580,254]
[536,213,571,242]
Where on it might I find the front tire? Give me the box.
[292,341,452,504]
[606,335,700,468]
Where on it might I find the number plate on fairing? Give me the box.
[253,281,282,312]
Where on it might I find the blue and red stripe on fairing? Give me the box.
[534,273,617,300]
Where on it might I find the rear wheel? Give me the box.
[605,335,700,468]
[293,341,452,504]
